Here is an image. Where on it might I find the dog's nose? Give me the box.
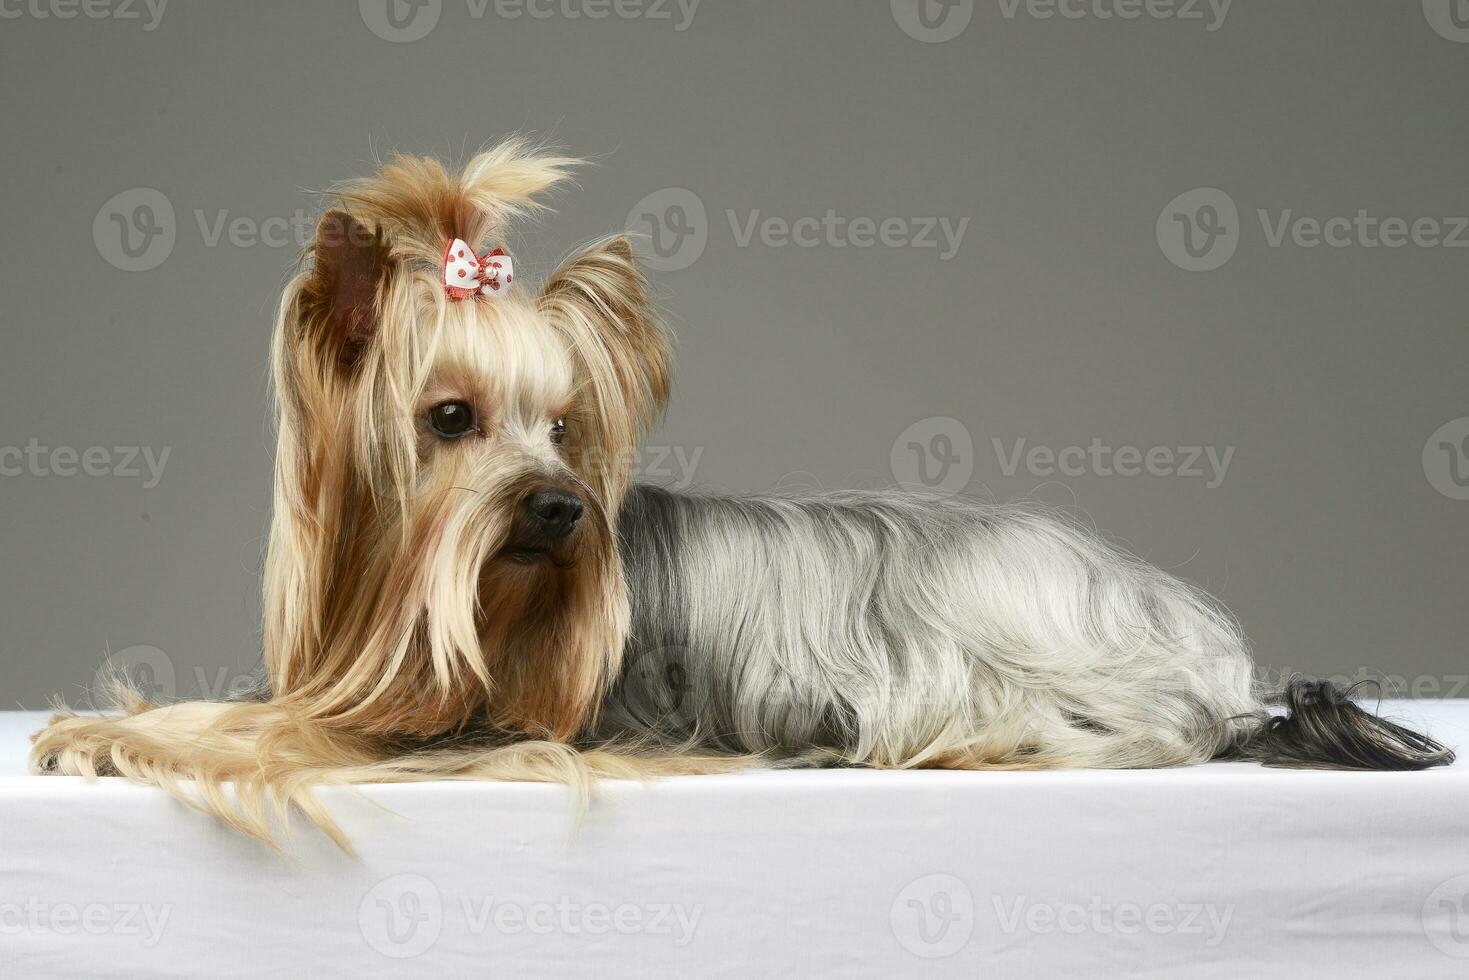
[524,489,584,541]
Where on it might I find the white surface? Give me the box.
[3,702,1469,978]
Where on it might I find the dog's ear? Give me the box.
[540,235,671,503]
[297,210,394,371]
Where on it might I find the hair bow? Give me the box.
[442,238,514,299]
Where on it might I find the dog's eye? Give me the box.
[550,419,567,446]
[428,401,476,438]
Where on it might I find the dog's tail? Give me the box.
[1227,678,1455,771]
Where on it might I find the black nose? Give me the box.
[524,489,584,542]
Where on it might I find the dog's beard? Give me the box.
[269,450,627,742]
[475,530,625,739]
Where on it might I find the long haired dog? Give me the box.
[32,140,1453,849]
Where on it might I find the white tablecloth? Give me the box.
[3,702,1468,978]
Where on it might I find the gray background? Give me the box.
[1,1,1465,707]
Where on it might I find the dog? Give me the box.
[32,140,1453,849]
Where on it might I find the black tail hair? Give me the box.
[1231,678,1456,771]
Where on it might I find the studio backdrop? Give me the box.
[0,0,1465,706]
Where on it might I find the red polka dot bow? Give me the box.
[442,238,514,299]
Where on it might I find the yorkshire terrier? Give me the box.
[32,140,1452,849]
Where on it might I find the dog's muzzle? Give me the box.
[506,486,585,559]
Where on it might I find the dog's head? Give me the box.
[263,141,669,741]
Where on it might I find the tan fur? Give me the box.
[30,139,728,851]
[32,697,743,856]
